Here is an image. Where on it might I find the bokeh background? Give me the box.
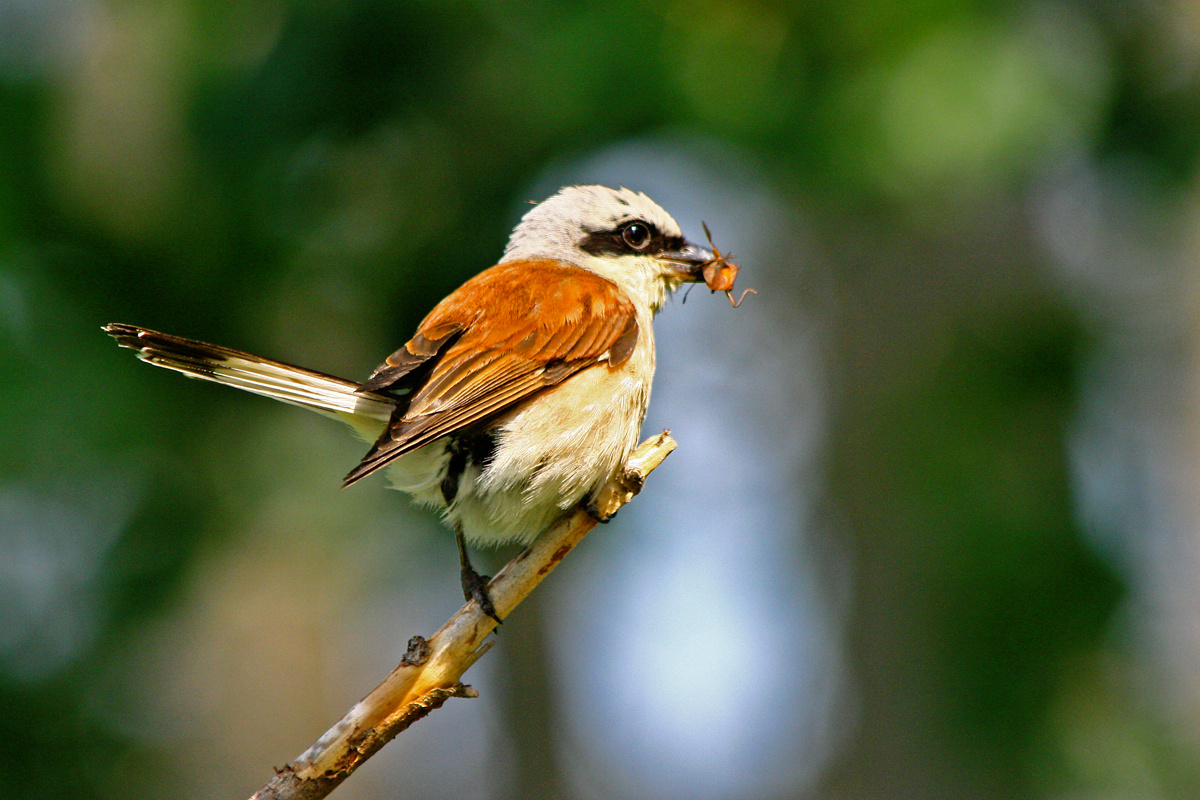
[3,0,1200,798]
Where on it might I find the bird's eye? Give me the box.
[621,222,652,251]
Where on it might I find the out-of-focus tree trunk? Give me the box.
[497,587,567,800]
[820,204,1123,799]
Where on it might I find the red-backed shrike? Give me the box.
[106,185,724,621]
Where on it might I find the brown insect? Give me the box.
[700,222,756,308]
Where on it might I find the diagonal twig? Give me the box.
[248,431,677,800]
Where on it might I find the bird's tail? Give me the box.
[104,324,395,429]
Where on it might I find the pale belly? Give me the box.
[382,362,651,546]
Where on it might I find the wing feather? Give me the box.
[343,260,638,486]
[343,373,548,484]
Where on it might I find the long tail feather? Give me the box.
[104,323,394,424]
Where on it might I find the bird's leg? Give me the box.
[456,524,502,624]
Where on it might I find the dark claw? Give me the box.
[461,564,503,625]
[585,501,615,524]
[455,524,503,624]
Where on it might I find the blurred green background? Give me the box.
[3,0,1199,798]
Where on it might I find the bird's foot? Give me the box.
[584,500,616,524]
[461,564,503,625]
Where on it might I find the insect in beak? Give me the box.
[699,222,756,308]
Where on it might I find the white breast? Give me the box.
[418,305,657,547]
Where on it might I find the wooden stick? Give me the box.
[248,431,677,800]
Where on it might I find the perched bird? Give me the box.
[106,185,720,622]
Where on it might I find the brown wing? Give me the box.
[343,259,639,486]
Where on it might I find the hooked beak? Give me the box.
[658,241,713,282]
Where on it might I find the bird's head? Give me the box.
[501,185,713,311]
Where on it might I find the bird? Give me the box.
[105,185,722,622]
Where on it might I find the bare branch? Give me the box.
[248,431,677,800]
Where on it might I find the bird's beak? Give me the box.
[658,242,713,282]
